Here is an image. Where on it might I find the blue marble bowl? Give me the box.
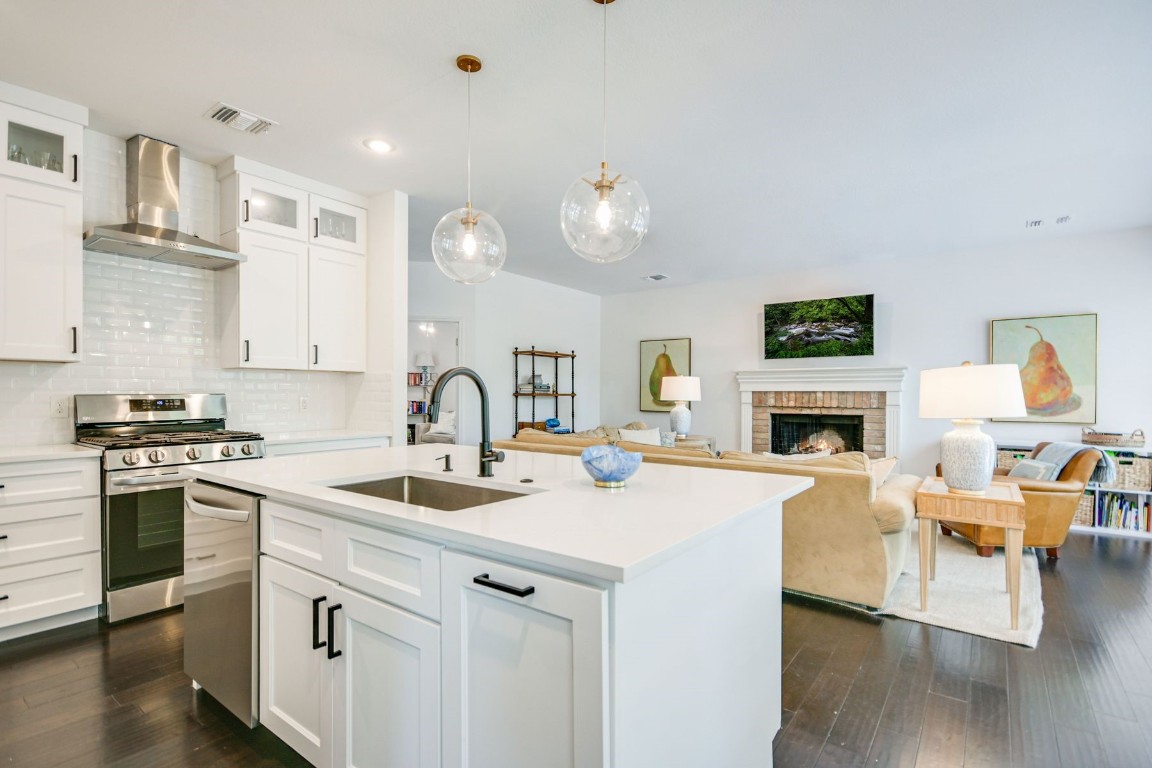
[580,444,642,488]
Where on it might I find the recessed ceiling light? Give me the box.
[363,138,395,154]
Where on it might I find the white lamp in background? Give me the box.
[660,376,701,437]
[919,362,1026,495]
[414,352,436,385]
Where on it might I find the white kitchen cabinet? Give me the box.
[441,550,609,768]
[309,195,366,255]
[220,173,309,241]
[331,583,441,768]
[0,101,83,191]
[218,230,310,370]
[261,506,443,768]
[0,175,82,362]
[261,555,334,767]
[0,456,101,639]
[308,246,366,372]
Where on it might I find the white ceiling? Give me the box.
[1,0,1150,295]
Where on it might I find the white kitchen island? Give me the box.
[186,443,812,768]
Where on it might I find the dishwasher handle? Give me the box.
[185,495,251,523]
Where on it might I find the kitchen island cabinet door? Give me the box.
[441,551,608,768]
[220,231,309,370]
[308,246,366,372]
[260,555,335,768]
[0,176,81,362]
[331,584,440,768]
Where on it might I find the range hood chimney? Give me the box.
[83,135,243,270]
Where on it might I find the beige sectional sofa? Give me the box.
[496,429,920,609]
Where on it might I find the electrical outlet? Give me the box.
[299,396,309,412]
[50,396,70,419]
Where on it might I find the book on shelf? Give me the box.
[1093,490,1152,532]
[408,400,428,415]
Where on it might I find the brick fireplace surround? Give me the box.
[736,368,908,459]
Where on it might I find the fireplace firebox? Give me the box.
[770,413,864,455]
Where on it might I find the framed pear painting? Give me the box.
[640,338,691,412]
[990,313,1097,424]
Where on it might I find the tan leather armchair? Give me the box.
[937,442,1101,559]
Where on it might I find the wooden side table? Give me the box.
[915,477,1026,629]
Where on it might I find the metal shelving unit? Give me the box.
[513,347,575,434]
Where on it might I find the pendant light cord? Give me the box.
[601,0,608,166]
[466,67,473,209]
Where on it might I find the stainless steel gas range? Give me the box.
[74,393,265,622]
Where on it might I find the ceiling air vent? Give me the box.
[643,274,670,282]
[204,102,277,135]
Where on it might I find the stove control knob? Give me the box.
[122,452,141,466]
[241,443,255,456]
[221,445,235,458]
[148,450,167,464]
[186,447,202,461]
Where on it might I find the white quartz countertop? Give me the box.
[262,429,391,445]
[186,444,812,583]
[0,443,103,464]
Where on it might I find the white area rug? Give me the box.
[878,524,1043,647]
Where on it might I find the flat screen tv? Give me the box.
[763,294,874,359]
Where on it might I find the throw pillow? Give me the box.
[618,427,661,446]
[604,421,648,443]
[760,449,832,461]
[659,431,677,447]
[427,410,456,436]
[870,456,898,487]
[1008,458,1058,481]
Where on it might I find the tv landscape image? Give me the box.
[763,294,875,359]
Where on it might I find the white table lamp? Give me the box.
[919,362,1027,495]
[660,376,701,437]
[414,352,436,385]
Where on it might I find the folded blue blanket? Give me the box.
[1034,442,1115,484]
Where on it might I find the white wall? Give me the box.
[409,262,602,444]
[600,227,1152,476]
[0,130,395,446]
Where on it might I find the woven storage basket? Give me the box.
[1074,492,1096,527]
[996,449,1030,471]
[1112,455,1152,491]
[1082,428,1145,448]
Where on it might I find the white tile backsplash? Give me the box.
[0,130,351,447]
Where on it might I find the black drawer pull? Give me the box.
[473,573,536,598]
[71,154,78,183]
[312,596,327,650]
[313,344,319,365]
[242,199,250,222]
[243,339,250,362]
[313,217,319,238]
[0,534,9,540]
[0,595,8,601]
[327,603,343,659]
[71,326,78,354]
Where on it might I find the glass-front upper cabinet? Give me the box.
[236,174,308,240]
[309,194,366,254]
[0,102,84,191]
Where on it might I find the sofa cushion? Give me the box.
[869,456,898,487]
[615,441,714,459]
[618,427,661,446]
[571,421,648,443]
[872,473,920,533]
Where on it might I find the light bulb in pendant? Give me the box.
[462,229,477,257]
[595,199,612,231]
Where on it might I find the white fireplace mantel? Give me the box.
[736,367,908,456]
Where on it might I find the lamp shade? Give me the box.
[414,352,436,369]
[919,363,1026,419]
[660,376,701,403]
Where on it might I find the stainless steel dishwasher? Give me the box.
[183,480,263,727]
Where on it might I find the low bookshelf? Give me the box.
[998,443,1152,541]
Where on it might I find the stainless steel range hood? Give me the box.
[83,135,243,270]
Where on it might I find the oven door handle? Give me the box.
[185,496,251,523]
[110,472,184,488]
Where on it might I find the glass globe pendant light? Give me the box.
[560,0,649,264]
[432,55,507,284]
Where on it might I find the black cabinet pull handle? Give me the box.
[71,326,78,354]
[242,199,250,222]
[473,573,535,598]
[313,345,319,365]
[243,339,250,362]
[0,595,8,601]
[312,596,327,650]
[71,154,78,183]
[313,217,319,238]
[326,603,343,659]
[0,534,9,540]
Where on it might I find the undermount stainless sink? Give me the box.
[330,475,528,511]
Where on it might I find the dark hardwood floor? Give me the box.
[0,530,1149,766]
